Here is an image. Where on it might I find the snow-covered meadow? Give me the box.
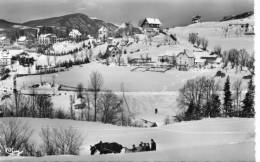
[0,117,255,161]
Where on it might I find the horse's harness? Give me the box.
[101,147,115,153]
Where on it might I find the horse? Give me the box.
[90,142,123,155]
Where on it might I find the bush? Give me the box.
[40,127,83,155]
[54,109,68,119]
[0,119,34,156]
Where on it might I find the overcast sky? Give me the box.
[0,0,254,26]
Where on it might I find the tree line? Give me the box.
[0,71,132,126]
[188,33,209,51]
[73,71,132,126]
[177,76,255,121]
[0,118,83,157]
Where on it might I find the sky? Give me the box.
[0,0,254,26]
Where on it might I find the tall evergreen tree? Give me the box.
[241,79,255,117]
[223,76,233,117]
[210,94,221,117]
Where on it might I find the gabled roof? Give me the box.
[192,15,201,20]
[99,26,108,31]
[195,58,206,63]
[145,18,162,25]
[106,45,121,53]
[177,50,194,58]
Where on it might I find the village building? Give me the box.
[158,51,176,65]
[193,51,222,68]
[17,36,27,46]
[69,29,82,39]
[176,50,195,70]
[38,34,57,45]
[192,15,201,23]
[141,18,162,33]
[105,44,122,58]
[98,26,108,42]
[107,37,118,45]
[0,49,12,67]
[0,36,11,47]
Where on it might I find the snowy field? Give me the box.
[16,62,249,92]
[170,16,254,53]
[0,117,255,162]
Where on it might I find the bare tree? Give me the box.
[177,76,220,119]
[40,127,83,155]
[36,95,53,118]
[201,38,208,51]
[69,95,75,120]
[239,49,248,71]
[196,38,201,48]
[100,90,123,124]
[232,79,242,116]
[188,33,198,45]
[0,119,33,156]
[77,83,84,99]
[89,71,103,121]
[84,91,91,121]
[214,45,222,57]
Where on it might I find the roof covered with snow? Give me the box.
[145,18,162,25]
[99,26,108,31]
[0,36,6,41]
[69,29,82,37]
[193,51,212,59]
[18,36,26,42]
[39,34,56,38]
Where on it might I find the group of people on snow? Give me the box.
[131,139,156,152]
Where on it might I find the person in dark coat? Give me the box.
[151,139,156,151]
[132,144,137,152]
[146,143,150,151]
[139,142,144,151]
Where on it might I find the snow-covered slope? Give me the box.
[0,117,255,161]
[170,16,254,53]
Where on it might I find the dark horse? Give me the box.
[90,142,123,155]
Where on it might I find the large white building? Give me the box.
[38,34,57,45]
[0,36,11,47]
[98,26,108,42]
[69,29,82,39]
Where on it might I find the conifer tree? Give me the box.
[210,94,221,117]
[241,79,255,117]
[223,76,232,117]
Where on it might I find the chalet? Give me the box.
[195,58,206,68]
[98,26,108,42]
[107,37,118,45]
[105,45,122,58]
[0,36,11,47]
[192,15,201,23]
[176,50,195,70]
[17,36,27,46]
[69,29,82,39]
[0,49,11,67]
[38,34,57,45]
[158,51,176,65]
[141,18,162,33]
[193,51,222,67]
